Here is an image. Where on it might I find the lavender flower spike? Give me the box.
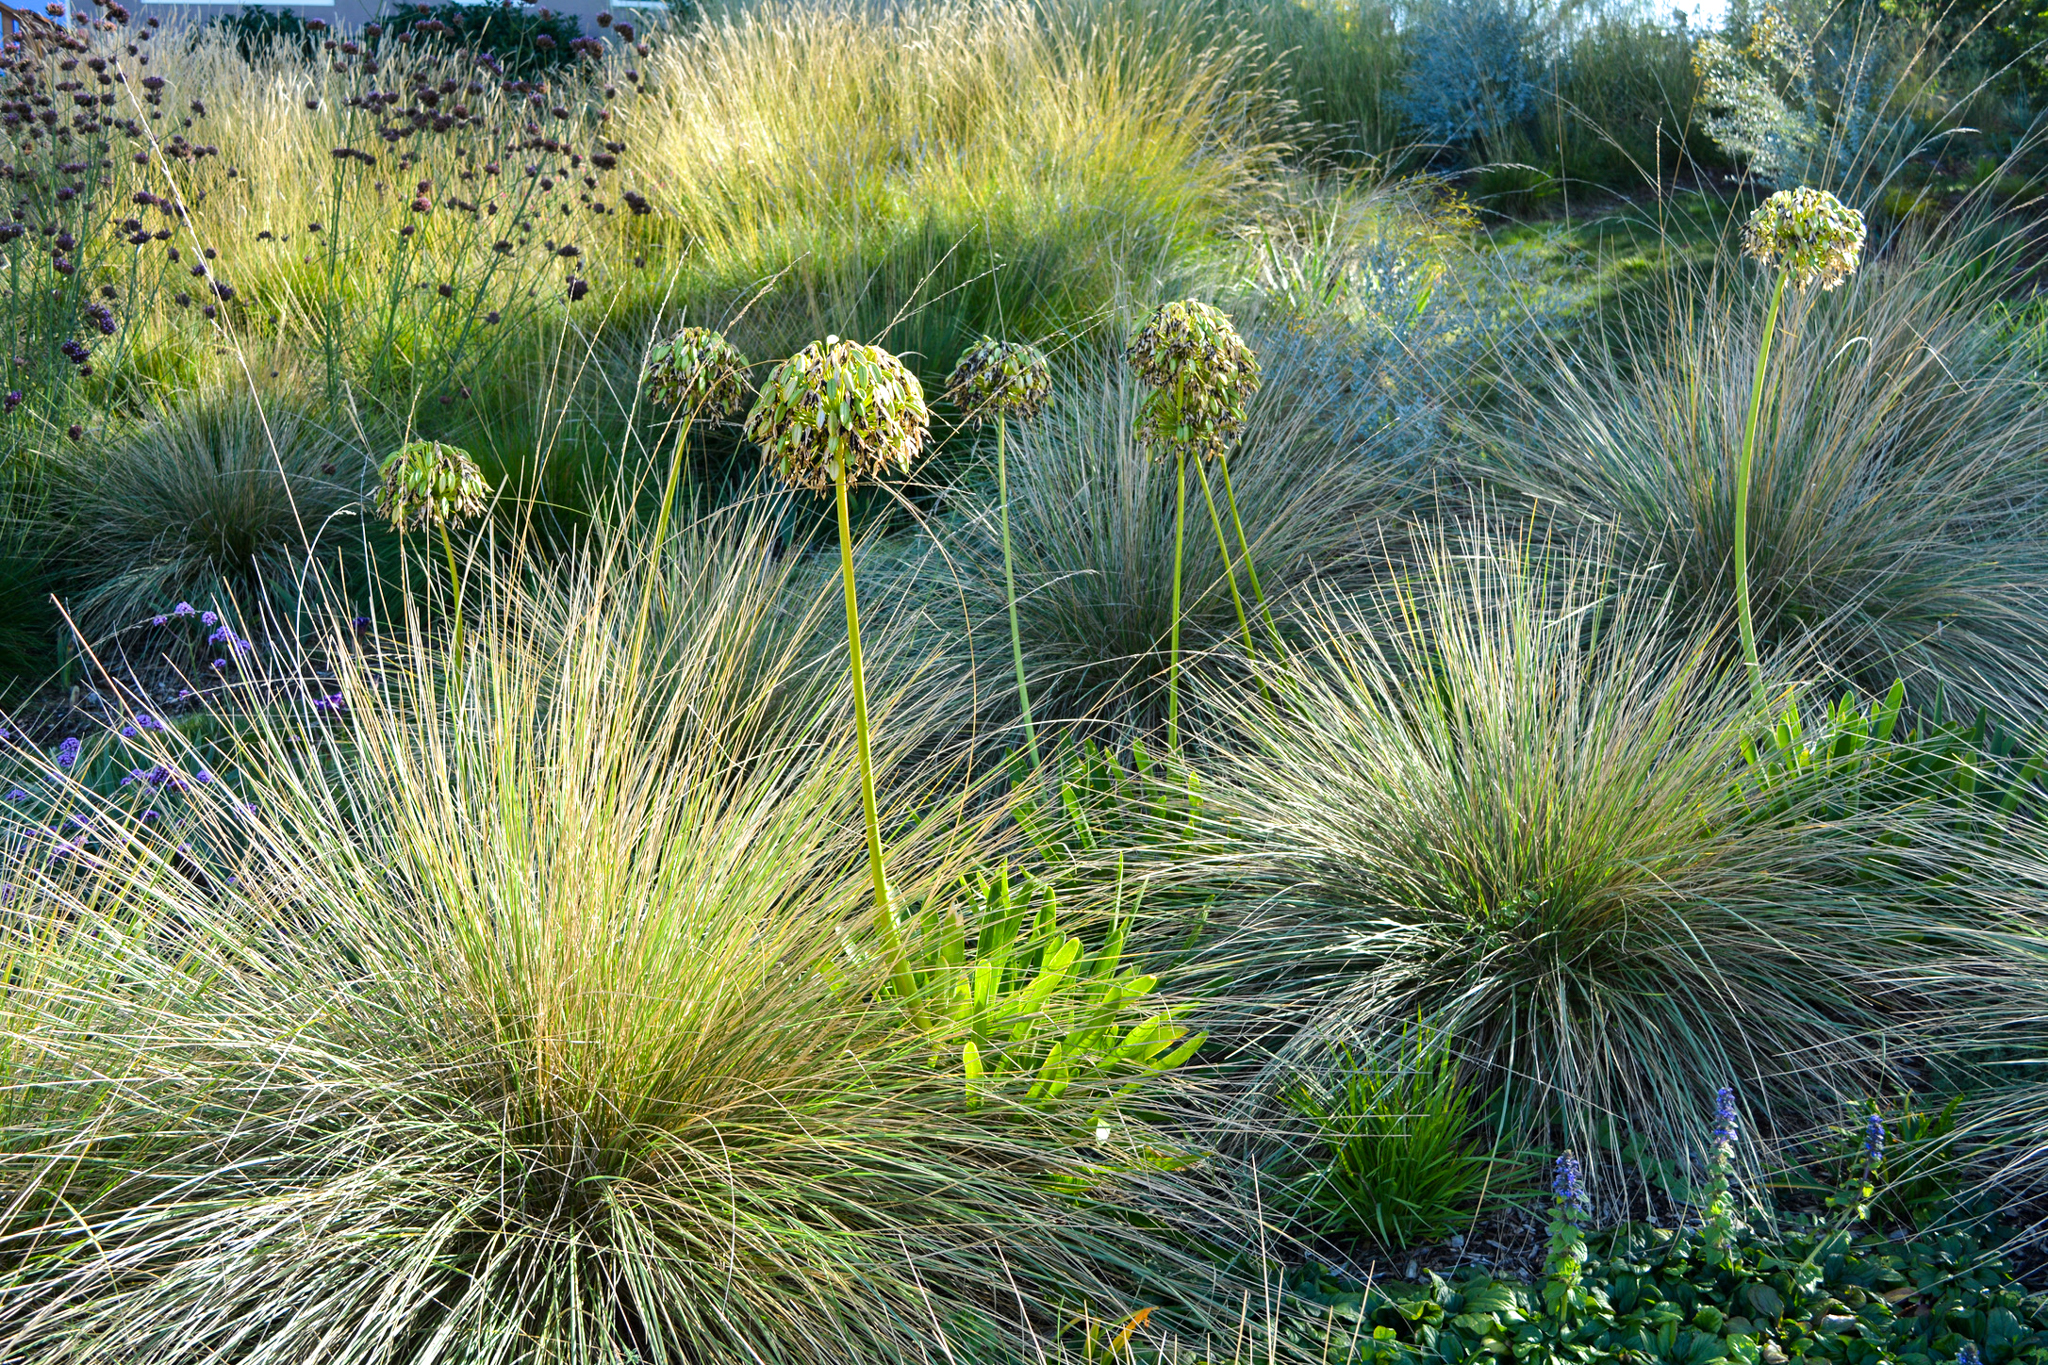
[1552,1152,1588,1213]
[1864,1110,1885,1166]
[1713,1087,1739,1148]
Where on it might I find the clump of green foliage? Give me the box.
[1276,1029,1498,1252]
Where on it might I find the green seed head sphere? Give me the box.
[1127,299,1260,463]
[376,440,491,531]
[643,325,754,415]
[745,336,929,495]
[943,336,1053,425]
[1743,187,1866,292]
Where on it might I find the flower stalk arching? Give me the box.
[1734,270,1787,705]
[745,337,928,1018]
[1128,300,1261,753]
[1734,187,1865,701]
[376,440,491,671]
[943,338,1053,772]
[1195,457,1255,661]
[640,326,753,620]
[1218,452,1284,656]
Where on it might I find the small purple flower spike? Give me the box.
[173,602,196,617]
[1552,1152,1588,1213]
[1713,1087,1738,1148]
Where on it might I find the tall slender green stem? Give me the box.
[837,455,921,1019]
[1735,271,1788,706]
[439,520,465,671]
[1196,458,1255,660]
[1166,449,1188,752]
[996,419,1042,771]
[647,411,694,619]
[1219,453,1283,655]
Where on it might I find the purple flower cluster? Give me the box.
[54,736,80,769]
[1552,1152,1587,1213]
[4,788,28,803]
[120,764,188,793]
[311,692,346,713]
[1864,1110,1885,1166]
[118,712,163,739]
[1712,1086,1738,1148]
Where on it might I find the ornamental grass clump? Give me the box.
[1731,187,1865,700]
[745,335,928,1004]
[55,388,368,644]
[1128,299,1262,750]
[376,437,491,661]
[1174,524,2044,1202]
[1468,226,2048,718]
[0,522,1238,1363]
[945,335,1053,769]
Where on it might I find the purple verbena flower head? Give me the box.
[4,788,28,803]
[120,726,137,739]
[135,713,160,731]
[352,615,372,633]
[201,611,218,627]
[1864,1110,1884,1166]
[54,737,80,769]
[194,769,214,784]
[153,615,168,626]
[173,602,196,617]
[124,765,182,792]
[312,692,346,713]
[1552,1152,1588,1214]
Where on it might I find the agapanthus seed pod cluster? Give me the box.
[1742,187,1866,292]
[1128,299,1260,463]
[744,336,928,495]
[942,336,1052,425]
[375,439,491,530]
[642,326,753,415]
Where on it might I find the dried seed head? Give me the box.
[1127,299,1260,463]
[642,325,752,415]
[744,336,928,495]
[1742,186,1866,292]
[943,336,1052,425]
[375,439,490,531]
